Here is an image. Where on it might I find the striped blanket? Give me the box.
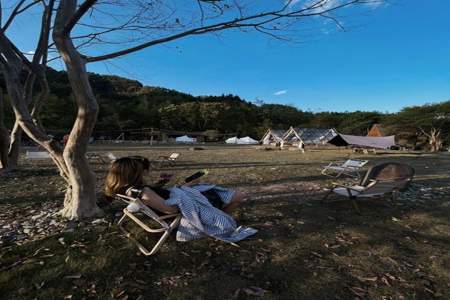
[165,185,257,243]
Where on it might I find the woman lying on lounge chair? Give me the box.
[105,156,256,243]
[104,156,243,215]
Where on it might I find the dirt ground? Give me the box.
[1,145,449,299]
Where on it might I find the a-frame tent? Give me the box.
[283,127,338,145]
[261,129,287,145]
[282,127,305,147]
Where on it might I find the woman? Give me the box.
[104,156,243,214]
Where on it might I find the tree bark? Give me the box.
[0,89,10,170]
[53,0,101,219]
[8,121,21,168]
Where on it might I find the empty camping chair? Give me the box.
[25,150,51,160]
[115,193,181,256]
[155,152,180,167]
[86,152,116,164]
[321,159,369,179]
[322,162,415,213]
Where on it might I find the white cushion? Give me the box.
[126,202,141,213]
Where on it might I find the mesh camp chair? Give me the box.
[86,152,116,164]
[115,193,181,256]
[154,152,180,167]
[25,150,51,160]
[322,162,415,213]
[321,159,369,179]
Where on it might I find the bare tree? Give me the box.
[1,0,385,218]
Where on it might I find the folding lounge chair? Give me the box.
[321,159,369,179]
[154,152,180,167]
[115,194,181,256]
[322,162,415,213]
[25,150,51,160]
[86,152,116,164]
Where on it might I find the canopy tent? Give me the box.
[328,134,396,149]
[284,127,338,145]
[237,136,258,144]
[261,129,287,145]
[225,136,239,144]
[175,135,196,143]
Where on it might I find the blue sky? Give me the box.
[9,0,450,112]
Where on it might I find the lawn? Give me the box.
[1,145,450,299]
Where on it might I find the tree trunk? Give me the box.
[0,90,9,170]
[53,0,101,219]
[8,121,21,168]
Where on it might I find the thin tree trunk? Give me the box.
[53,0,101,219]
[8,121,21,168]
[0,89,10,170]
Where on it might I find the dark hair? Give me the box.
[105,156,150,197]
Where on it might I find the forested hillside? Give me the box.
[2,68,449,149]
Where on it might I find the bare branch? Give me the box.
[85,0,368,62]
[63,0,98,36]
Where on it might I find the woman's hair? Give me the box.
[104,156,150,197]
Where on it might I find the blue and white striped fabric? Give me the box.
[165,184,257,242]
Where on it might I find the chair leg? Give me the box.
[322,188,334,202]
[118,213,180,256]
[148,216,180,255]
[350,197,361,214]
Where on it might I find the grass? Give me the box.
[1,145,450,299]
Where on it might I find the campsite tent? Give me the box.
[284,127,338,145]
[225,136,239,144]
[328,134,395,149]
[175,135,196,143]
[237,136,259,144]
[261,129,287,145]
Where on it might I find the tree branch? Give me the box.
[62,0,98,36]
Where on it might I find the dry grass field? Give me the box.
[1,145,450,299]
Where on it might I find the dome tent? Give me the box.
[237,136,258,145]
[225,137,239,144]
[175,135,196,143]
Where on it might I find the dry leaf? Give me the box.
[64,274,82,279]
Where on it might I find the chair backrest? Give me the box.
[360,162,415,189]
[361,178,412,196]
[342,159,368,168]
[168,153,180,161]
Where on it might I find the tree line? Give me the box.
[3,68,449,149]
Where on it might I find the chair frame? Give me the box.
[154,152,180,167]
[322,178,409,213]
[115,194,181,256]
[321,159,369,179]
[86,153,107,164]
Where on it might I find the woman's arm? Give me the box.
[135,187,179,214]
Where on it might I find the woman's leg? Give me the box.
[222,191,244,214]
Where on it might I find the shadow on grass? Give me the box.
[0,194,63,205]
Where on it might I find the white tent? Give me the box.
[175,135,196,143]
[237,136,258,144]
[225,136,239,144]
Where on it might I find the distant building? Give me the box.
[367,124,385,137]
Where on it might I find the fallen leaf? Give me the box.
[64,274,82,279]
